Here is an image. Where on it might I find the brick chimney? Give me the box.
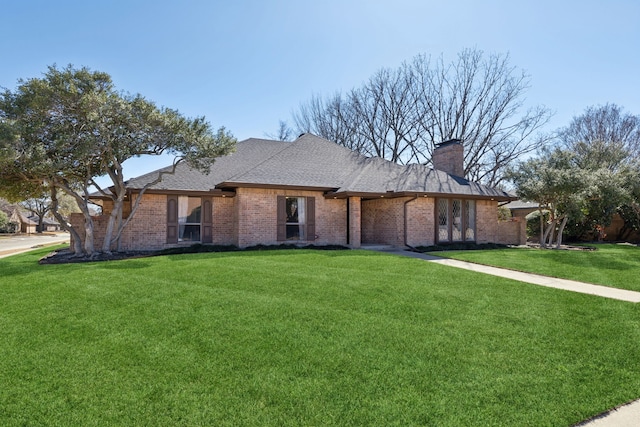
[432,139,464,177]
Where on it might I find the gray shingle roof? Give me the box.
[124,133,514,200]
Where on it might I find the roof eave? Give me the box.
[216,181,339,193]
[324,190,517,202]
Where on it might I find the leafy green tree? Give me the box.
[616,166,640,240]
[0,65,236,255]
[556,104,640,239]
[0,209,9,232]
[507,149,590,248]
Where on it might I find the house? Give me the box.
[505,200,539,220]
[0,203,36,233]
[26,215,61,232]
[73,133,523,251]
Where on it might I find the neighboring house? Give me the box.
[505,200,640,243]
[73,134,522,251]
[505,200,539,220]
[17,213,37,234]
[26,215,61,232]
[0,206,36,233]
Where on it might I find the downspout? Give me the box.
[346,198,350,246]
[403,195,418,251]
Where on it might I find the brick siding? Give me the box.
[361,196,435,247]
[348,196,361,248]
[475,200,498,244]
[432,142,464,177]
[496,219,527,245]
[235,187,347,248]
[405,197,435,247]
[361,197,405,246]
[71,190,521,251]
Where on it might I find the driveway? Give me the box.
[0,233,70,258]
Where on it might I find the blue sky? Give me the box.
[2,0,639,181]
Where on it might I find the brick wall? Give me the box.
[213,196,236,245]
[361,197,435,247]
[235,187,347,248]
[475,200,526,245]
[70,213,108,252]
[433,142,464,177]
[496,219,527,245]
[405,197,435,247]
[475,200,498,244]
[72,190,522,251]
[361,198,405,246]
[348,196,361,248]
[115,193,167,250]
[73,193,231,251]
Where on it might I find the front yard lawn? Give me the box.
[1,247,639,426]
[430,243,640,292]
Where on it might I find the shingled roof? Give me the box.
[123,133,514,200]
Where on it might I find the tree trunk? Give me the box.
[102,197,123,253]
[50,188,83,254]
[542,219,556,248]
[539,209,544,247]
[83,217,94,255]
[555,216,568,249]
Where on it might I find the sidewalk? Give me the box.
[387,250,640,303]
[378,248,640,426]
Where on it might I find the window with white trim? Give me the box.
[286,197,306,240]
[178,196,201,242]
[277,196,316,242]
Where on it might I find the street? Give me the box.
[0,233,70,258]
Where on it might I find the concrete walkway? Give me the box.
[378,249,640,426]
[385,250,640,303]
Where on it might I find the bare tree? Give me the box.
[288,48,553,186]
[266,120,295,141]
[557,103,640,171]
[20,194,51,233]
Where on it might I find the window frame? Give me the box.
[167,195,213,244]
[277,195,316,242]
[436,198,476,243]
[178,196,202,242]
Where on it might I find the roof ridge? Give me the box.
[339,158,376,191]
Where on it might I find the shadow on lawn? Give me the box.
[545,250,635,271]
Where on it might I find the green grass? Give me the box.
[1,247,639,426]
[431,244,640,292]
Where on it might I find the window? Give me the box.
[465,200,475,241]
[286,197,306,240]
[167,195,212,244]
[437,198,476,243]
[438,199,449,242]
[277,196,315,242]
[178,196,201,242]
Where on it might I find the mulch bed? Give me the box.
[39,249,155,264]
[38,243,349,264]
